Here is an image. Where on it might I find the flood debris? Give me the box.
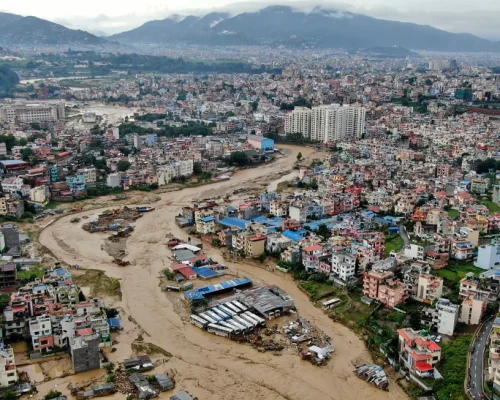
[82,206,143,233]
[354,364,389,391]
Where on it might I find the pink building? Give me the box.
[363,270,408,308]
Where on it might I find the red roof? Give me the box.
[303,244,323,252]
[415,361,434,371]
[178,267,196,278]
[76,328,94,336]
[169,264,186,271]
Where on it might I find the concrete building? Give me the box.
[70,335,101,373]
[1,177,23,194]
[416,274,443,303]
[284,104,365,142]
[397,328,442,379]
[284,107,311,137]
[0,101,65,123]
[363,270,408,308]
[311,104,366,143]
[435,298,460,336]
[77,167,97,184]
[0,340,18,387]
[247,135,274,152]
[459,292,488,325]
[30,185,49,203]
[475,240,500,270]
[106,173,121,188]
[29,315,53,353]
[331,252,357,282]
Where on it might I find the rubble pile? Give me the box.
[283,318,333,366]
[82,206,143,233]
[354,364,389,391]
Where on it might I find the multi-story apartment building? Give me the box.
[0,340,18,387]
[416,274,444,303]
[422,298,460,336]
[284,104,366,143]
[397,328,442,378]
[77,167,97,184]
[459,291,488,325]
[330,253,357,282]
[29,315,54,353]
[363,270,408,308]
[1,177,23,194]
[284,107,311,137]
[302,244,326,273]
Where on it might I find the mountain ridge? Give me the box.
[0,12,110,47]
[109,5,500,52]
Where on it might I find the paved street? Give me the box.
[469,318,495,400]
[399,224,410,247]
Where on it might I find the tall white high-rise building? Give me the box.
[311,104,366,143]
[284,104,365,142]
[284,106,311,137]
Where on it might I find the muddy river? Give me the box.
[39,145,408,400]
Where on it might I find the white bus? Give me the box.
[232,301,248,312]
[245,311,266,326]
[322,298,341,310]
[190,315,208,329]
[225,302,241,314]
[240,314,258,327]
[233,315,254,329]
[241,311,261,326]
[207,323,233,338]
[218,305,236,317]
[211,308,230,321]
[206,311,223,322]
[219,321,241,334]
[199,313,217,324]
[227,319,247,332]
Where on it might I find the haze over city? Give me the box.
[1,0,500,38]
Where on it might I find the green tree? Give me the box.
[3,390,16,400]
[117,160,131,172]
[317,224,331,240]
[297,152,303,161]
[20,147,34,162]
[229,151,249,166]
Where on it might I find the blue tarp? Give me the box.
[193,267,218,279]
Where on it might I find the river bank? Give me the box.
[38,144,407,400]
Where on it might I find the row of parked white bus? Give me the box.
[190,301,266,338]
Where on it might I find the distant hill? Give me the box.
[0,65,19,92]
[0,12,109,46]
[357,46,419,58]
[110,5,500,52]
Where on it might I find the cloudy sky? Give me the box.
[2,0,500,39]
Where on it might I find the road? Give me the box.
[469,318,494,400]
[399,223,410,247]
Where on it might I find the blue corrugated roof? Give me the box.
[283,230,306,242]
[184,277,252,300]
[200,216,215,222]
[218,217,248,230]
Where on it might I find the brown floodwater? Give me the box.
[39,145,408,400]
